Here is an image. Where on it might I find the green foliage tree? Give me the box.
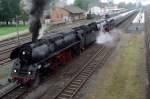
[20,0,29,25]
[0,0,2,22]
[20,10,28,25]
[74,0,99,10]
[74,0,82,9]
[0,0,20,25]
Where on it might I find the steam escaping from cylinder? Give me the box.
[28,0,50,42]
[96,25,113,44]
[96,32,113,44]
[96,28,122,47]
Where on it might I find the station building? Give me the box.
[51,5,85,22]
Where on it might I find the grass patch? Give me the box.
[84,33,145,99]
[0,25,28,36]
[101,34,144,99]
[113,36,142,98]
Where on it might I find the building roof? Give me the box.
[63,5,85,14]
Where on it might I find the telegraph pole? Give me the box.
[16,15,20,45]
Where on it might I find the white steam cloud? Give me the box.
[97,33,113,44]
[96,29,122,46]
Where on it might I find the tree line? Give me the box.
[74,0,100,10]
[74,0,137,10]
[0,0,59,26]
[0,0,28,25]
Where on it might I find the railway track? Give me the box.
[0,34,31,48]
[0,85,27,99]
[53,46,115,99]
[0,37,31,65]
[0,83,27,99]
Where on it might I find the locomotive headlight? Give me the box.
[28,71,31,75]
[13,69,17,73]
[22,51,26,55]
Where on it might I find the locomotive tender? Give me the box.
[10,9,137,84]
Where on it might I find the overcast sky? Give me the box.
[67,0,150,5]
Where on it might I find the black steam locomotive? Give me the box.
[9,10,137,84]
[10,23,99,83]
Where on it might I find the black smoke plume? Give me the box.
[29,0,48,42]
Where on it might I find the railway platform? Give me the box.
[128,11,144,33]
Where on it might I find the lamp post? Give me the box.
[15,15,20,45]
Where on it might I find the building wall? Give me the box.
[71,13,85,21]
[51,7,86,22]
[51,7,70,22]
